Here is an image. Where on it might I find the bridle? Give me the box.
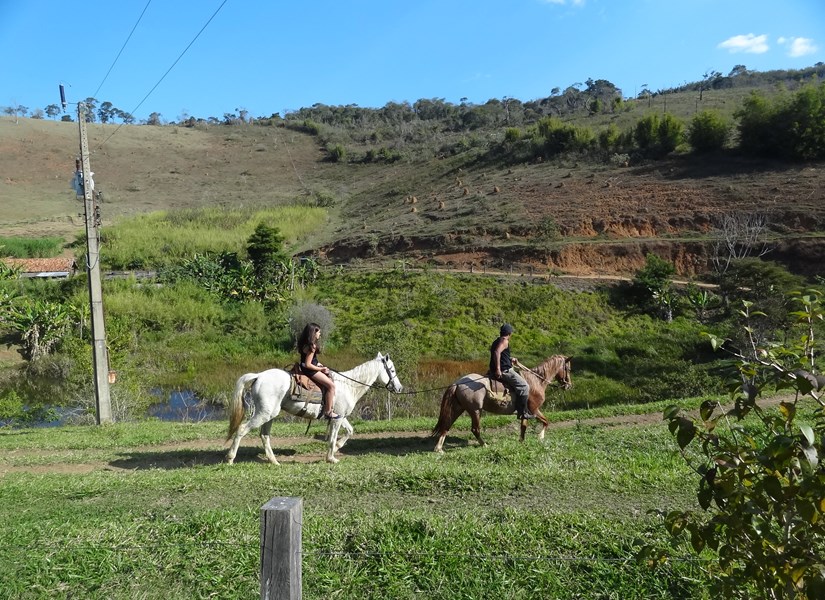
[517,357,571,389]
[331,355,401,392]
[380,355,400,391]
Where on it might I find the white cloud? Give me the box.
[718,34,769,54]
[779,36,818,57]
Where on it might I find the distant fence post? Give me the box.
[260,497,302,600]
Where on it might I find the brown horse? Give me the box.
[432,355,572,453]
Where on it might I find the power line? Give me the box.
[95,0,229,151]
[92,0,153,100]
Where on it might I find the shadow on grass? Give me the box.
[109,446,298,470]
[105,432,483,469]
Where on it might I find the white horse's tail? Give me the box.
[227,373,258,440]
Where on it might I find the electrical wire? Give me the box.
[91,0,153,100]
[95,0,229,151]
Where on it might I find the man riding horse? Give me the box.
[489,323,534,420]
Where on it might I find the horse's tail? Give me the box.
[227,373,258,441]
[431,384,459,437]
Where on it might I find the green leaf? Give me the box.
[688,525,705,553]
[802,445,819,470]
[676,418,696,450]
[800,424,815,447]
[763,476,783,502]
[698,484,713,510]
[700,400,718,422]
[797,500,818,524]
[663,405,680,420]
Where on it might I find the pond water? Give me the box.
[2,390,225,428]
[147,389,225,422]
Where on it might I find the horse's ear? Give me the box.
[376,351,384,360]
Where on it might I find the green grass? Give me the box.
[99,206,329,269]
[0,235,64,258]
[0,417,708,599]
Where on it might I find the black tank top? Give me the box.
[490,337,512,372]
[300,344,319,371]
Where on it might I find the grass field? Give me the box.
[0,410,710,599]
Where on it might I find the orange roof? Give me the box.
[1,257,78,273]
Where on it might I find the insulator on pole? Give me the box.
[59,84,67,111]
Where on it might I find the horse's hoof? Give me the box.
[434,448,444,454]
[326,456,340,464]
[225,457,235,465]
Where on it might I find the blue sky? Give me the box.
[1,0,823,122]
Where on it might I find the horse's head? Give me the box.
[557,356,573,390]
[377,352,403,393]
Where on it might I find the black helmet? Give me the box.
[500,323,514,336]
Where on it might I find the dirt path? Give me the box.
[1,395,794,476]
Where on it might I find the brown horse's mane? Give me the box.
[521,354,566,388]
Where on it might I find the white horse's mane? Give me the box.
[333,354,383,393]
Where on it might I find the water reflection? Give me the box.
[147,389,225,422]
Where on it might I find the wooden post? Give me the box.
[260,497,302,600]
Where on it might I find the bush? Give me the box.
[599,124,622,150]
[503,127,522,143]
[657,113,684,154]
[736,83,825,159]
[653,290,825,599]
[288,302,334,349]
[688,110,730,153]
[634,114,659,150]
[327,143,347,162]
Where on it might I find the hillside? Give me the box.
[3,81,825,278]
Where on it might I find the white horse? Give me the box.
[226,352,402,464]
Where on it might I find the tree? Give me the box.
[658,113,684,154]
[147,112,162,126]
[246,222,288,281]
[688,110,730,153]
[97,101,115,124]
[45,104,61,120]
[717,259,804,347]
[634,114,659,150]
[82,97,97,122]
[631,253,677,320]
[710,212,772,276]
[650,290,825,599]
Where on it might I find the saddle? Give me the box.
[484,373,511,406]
[289,363,323,403]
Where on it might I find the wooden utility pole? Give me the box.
[77,102,112,424]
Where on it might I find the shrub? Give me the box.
[688,110,730,152]
[246,223,288,279]
[288,302,334,349]
[634,114,659,150]
[736,83,825,159]
[599,124,622,150]
[652,290,825,599]
[503,127,522,143]
[657,113,684,154]
[327,143,347,162]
